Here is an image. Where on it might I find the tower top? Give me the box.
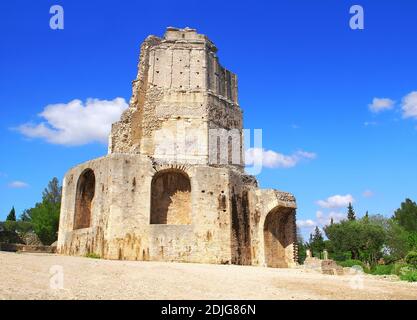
[109,27,243,168]
[148,27,218,53]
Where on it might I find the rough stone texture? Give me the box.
[58,27,297,268]
[19,232,43,246]
[302,257,345,275]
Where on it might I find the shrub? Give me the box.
[405,251,417,267]
[392,262,409,276]
[85,253,101,259]
[331,251,351,262]
[337,259,369,272]
[0,230,23,244]
[400,270,417,282]
[370,264,394,275]
[3,221,33,233]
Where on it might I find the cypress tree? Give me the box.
[347,202,356,221]
[6,207,16,221]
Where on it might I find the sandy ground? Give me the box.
[1,251,416,300]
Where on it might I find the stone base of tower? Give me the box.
[57,154,297,267]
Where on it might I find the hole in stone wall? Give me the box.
[150,170,192,225]
[74,169,95,230]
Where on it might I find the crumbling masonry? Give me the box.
[57,27,297,268]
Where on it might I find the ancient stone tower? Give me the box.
[57,27,297,268]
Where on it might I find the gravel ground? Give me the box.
[1,251,416,300]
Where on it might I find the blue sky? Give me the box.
[1,0,417,239]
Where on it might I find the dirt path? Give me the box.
[1,252,416,300]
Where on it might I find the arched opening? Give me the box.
[263,207,295,268]
[150,170,191,224]
[74,169,95,230]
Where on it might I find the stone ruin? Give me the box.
[57,27,298,268]
[303,249,344,275]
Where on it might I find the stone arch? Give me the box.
[150,169,191,224]
[74,169,95,230]
[263,207,295,268]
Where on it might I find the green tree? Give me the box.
[363,211,369,223]
[24,178,62,245]
[347,202,356,221]
[296,227,307,264]
[42,177,62,204]
[309,226,325,258]
[6,207,16,221]
[324,217,385,264]
[30,200,60,245]
[384,220,412,262]
[20,208,33,222]
[393,198,417,232]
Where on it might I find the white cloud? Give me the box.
[298,210,346,232]
[317,210,345,225]
[369,98,395,113]
[8,181,29,189]
[17,98,128,146]
[316,194,354,209]
[362,189,374,198]
[297,219,316,228]
[402,91,417,119]
[245,148,316,168]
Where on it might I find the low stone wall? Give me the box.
[0,243,56,254]
[302,257,344,275]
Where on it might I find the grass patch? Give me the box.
[370,264,394,275]
[85,253,101,259]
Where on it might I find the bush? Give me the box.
[400,270,417,282]
[392,262,409,275]
[85,253,101,259]
[331,251,351,262]
[405,251,417,267]
[370,264,394,275]
[3,221,33,233]
[337,259,369,272]
[30,201,60,245]
[0,230,23,244]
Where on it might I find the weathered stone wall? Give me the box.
[58,155,235,264]
[108,27,243,167]
[247,189,297,267]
